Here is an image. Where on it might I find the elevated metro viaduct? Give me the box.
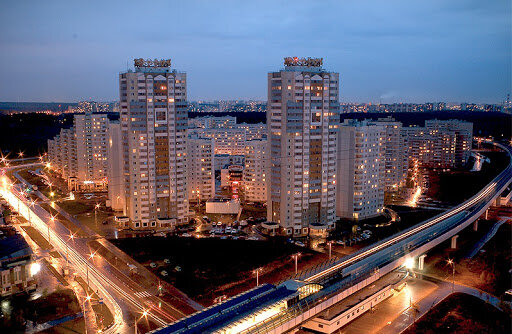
[151,141,512,334]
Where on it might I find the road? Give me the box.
[1,163,202,333]
[379,273,503,334]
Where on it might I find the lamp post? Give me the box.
[48,216,55,245]
[135,310,149,334]
[66,233,75,270]
[83,294,91,334]
[87,252,96,287]
[292,253,301,275]
[327,241,333,260]
[254,267,263,286]
[94,203,100,227]
[447,259,455,293]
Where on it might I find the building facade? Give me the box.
[47,111,108,192]
[188,128,247,155]
[244,139,267,202]
[107,121,125,212]
[267,57,339,236]
[119,58,188,230]
[187,136,215,203]
[369,118,409,190]
[404,119,473,169]
[336,120,385,220]
[0,227,38,297]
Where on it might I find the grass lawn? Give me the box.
[404,293,511,334]
[112,236,316,304]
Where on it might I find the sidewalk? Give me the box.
[379,273,503,334]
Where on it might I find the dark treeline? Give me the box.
[1,110,509,158]
[0,112,119,157]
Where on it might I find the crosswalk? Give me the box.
[134,290,152,298]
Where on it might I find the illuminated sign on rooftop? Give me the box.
[134,58,171,68]
[284,57,323,67]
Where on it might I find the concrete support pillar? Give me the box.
[418,254,427,270]
[451,235,459,249]
[473,220,478,232]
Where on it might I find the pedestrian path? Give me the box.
[466,216,509,259]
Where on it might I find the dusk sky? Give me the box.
[0,0,510,103]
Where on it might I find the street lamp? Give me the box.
[66,232,75,270]
[253,267,263,286]
[48,215,55,244]
[292,253,301,275]
[83,294,92,334]
[87,252,96,287]
[447,259,455,292]
[94,203,100,227]
[135,309,149,334]
[327,241,334,260]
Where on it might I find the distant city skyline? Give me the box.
[0,0,510,103]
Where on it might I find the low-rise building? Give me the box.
[0,227,38,297]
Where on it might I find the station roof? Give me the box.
[151,282,297,334]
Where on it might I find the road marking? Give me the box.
[134,291,152,298]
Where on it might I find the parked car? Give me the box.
[161,270,168,276]
[150,262,157,268]
[295,241,305,247]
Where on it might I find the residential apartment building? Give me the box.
[106,121,125,212]
[336,120,385,220]
[189,128,247,155]
[188,116,236,129]
[238,123,267,140]
[404,119,473,169]
[119,58,188,230]
[244,139,267,202]
[368,117,409,190]
[47,111,108,192]
[267,57,339,236]
[187,135,215,203]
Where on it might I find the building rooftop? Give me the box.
[0,227,32,267]
[151,283,297,334]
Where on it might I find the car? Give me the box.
[160,270,168,276]
[174,266,182,272]
[295,241,305,247]
[182,233,191,237]
[336,240,345,245]
[102,220,108,225]
[150,262,157,268]
[363,230,372,235]
[164,258,171,264]
[217,222,222,226]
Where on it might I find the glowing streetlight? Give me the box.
[94,203,100,227]
[327,241,334,260]
[404,257,414,269]
[30,262,41,276]
[86,252,96,286]
[253,267,263,286]
[447,259,455,292]
[292,253,301,274]
[135,309,149,334]
[48,215,56,244]
[65,232,75,269]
